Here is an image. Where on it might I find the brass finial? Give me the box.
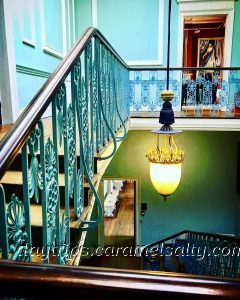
[161,90,174,102]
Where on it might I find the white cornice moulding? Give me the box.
[129,118,240,132]
[178,1,234,11]
[177,0,233,2]
[126,60,163,66]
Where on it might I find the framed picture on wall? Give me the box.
[197,38,224,68]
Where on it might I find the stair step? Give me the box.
[29,203,91,229]
[1,171,99,187]
[1,249,76,265]
[4,119,128,175]
[1,200,93,229]
[1,171,100,207]
[0,202,91,258]
[81,255,142,270]
[7,152,98,174]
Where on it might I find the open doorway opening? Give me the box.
[181,15,226,112]
[81,179,141,270]
[103,179,136,247]
[183,15,226,68]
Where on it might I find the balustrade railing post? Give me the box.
[88,40,95,178]
[21,142,32,262]
[38,121,48,263]
[71,58,84,218]
[51,93,62,264]
[95,39,102,153]
[101,46,107,144]
[83,48,90,173]
[0,185,9,259]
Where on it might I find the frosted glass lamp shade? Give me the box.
[149,162,182,196]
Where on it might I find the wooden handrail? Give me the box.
[0,27,128,180]
[143,230,240,251]
[0,260,240,299]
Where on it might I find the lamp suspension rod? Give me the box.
[166,0,172,90]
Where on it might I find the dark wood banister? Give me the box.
[0,260,240,299]
[0,27,128,180]
[143,230,240,251]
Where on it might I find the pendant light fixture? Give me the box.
[146,0,185,201]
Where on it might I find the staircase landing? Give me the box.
[81,255,142,270]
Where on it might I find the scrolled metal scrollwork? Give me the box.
[59,211,70,265]
[27,126,42,203]
[76,170,84,217]
[66,104,76,198]
[45,138,59,248]
[56,85,66,148]
[7,194,30,261]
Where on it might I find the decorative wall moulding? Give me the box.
[16,65,51,78]
[22,39,36,48]
[40,0,67,58]
[42,45,65,59]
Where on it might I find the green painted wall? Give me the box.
[231,0,240,66]
[104,130,240,245]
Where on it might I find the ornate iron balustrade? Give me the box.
[143,230,240,278]
[0,28,129,265]
[129,67,240,118]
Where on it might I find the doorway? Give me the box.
[181,15,227,111]
[177,1,234,68]
[183,15,226,68]
[103,179,137,247]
